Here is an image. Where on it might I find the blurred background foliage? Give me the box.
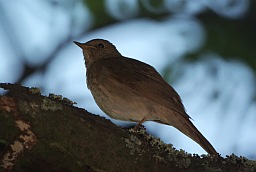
[1,0,254,83]
[86,0,256,70]
[0,0,256,158]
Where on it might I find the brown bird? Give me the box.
[74,39,218,155]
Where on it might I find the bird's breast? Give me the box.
[87,78,158,122]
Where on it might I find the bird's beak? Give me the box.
[73,41,84,49]
[73,41,97,50]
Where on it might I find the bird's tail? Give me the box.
[163,114,218,155]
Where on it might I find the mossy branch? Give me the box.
[0,83,255,172]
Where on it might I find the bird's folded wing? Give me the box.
[99,57,190,120]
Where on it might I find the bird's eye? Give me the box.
[98,43,104,48]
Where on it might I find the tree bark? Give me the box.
[0,83,255,172]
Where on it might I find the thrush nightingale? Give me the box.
[74,39,217,155]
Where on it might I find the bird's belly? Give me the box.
[90,84,154,122]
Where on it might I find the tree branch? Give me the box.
[0,83,255,172]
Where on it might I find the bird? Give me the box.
[74,39,218,155]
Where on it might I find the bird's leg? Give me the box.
[133,116,147,131]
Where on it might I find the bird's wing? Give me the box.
[98,57,190,119]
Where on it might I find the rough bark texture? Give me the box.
[0,83,255,172]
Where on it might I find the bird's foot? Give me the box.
[132,124,146,132]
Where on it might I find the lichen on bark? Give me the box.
[0,83,256,172]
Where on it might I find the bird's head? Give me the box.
[74,39,121,67]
